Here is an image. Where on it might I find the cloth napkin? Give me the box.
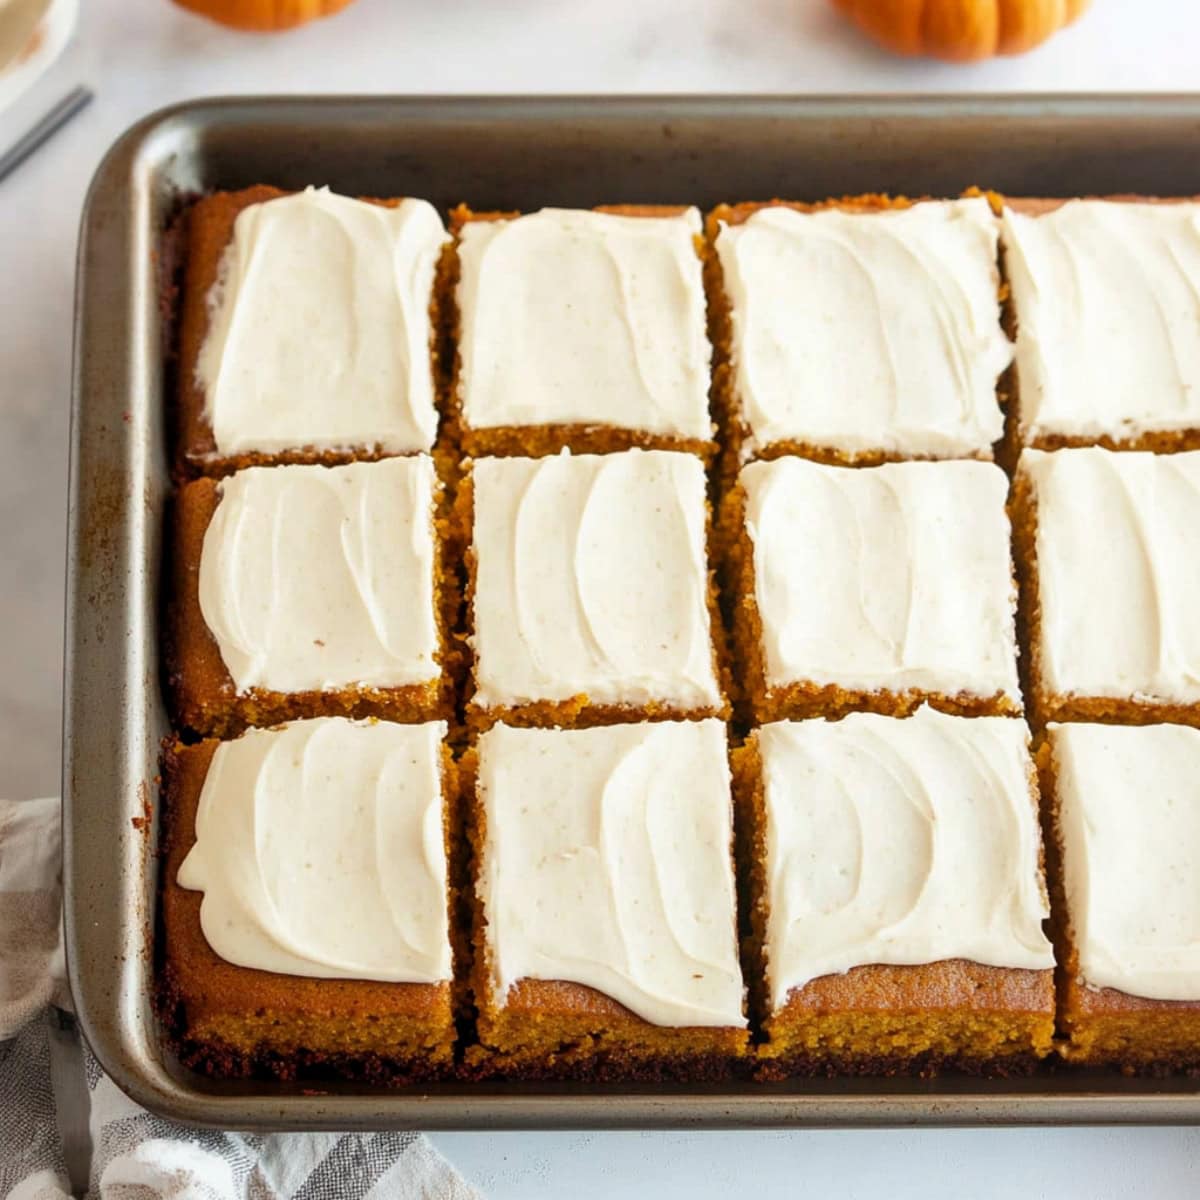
[0,797,481,1200]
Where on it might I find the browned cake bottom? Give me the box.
[459,424,716,462]
[758,962,1055,1079]
[1057,976,1200,1075]
[1036,740,1200,1073]
[466,979,750,1082]
[1022,429,1200,455]
[182,445,403,480]
[717,483,1021,725]
[466,696,730,735]
[731,439,995,469]
[741,681,1020,724]
[159,737,458,1082]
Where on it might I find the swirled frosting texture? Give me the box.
[457,208,712,438]
[1020,447,1200,701]
[1002,201,1200,442]
[199,458,439,694]
[471,449,721,709]
[198,187,447,456]
[741,457,1020,701]
[1053,722,1200,1001]
[477,720,745,1027]
[178,718,451,983]
[760,707,1053,1010]
[716,199,1011,458]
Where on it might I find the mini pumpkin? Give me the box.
[172,0,357,32]
[832,0,1090,62]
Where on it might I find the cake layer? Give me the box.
[161,721,457,1076]
[456,207,712,441]
[753,708,1053,1013]
[198,457,439,694]
[1017,447,1200,708]
[734,456,1020,708]
[756,961,1055,1076]
[1051,722,1200,1002]
[193,186,447,459]
[1003,200,1200,446]
[714,198,1010,459]
[467,449,723,716]
[177,717,452,983]
[472,720,745,1029]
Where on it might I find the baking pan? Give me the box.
[65,95,1200,1130]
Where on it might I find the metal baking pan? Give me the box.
[65,94,1200,1130]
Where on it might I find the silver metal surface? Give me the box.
[0,85,94,183]
[65,95,1200,1130]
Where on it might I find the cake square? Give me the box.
[1002,199,1200,452]
[458,448,728,730]
[709,196,1011,468]
[722,456,1021,722]
[178,186,450,473]
[160,717,457,1078]
[464,720,748,1079]
[734,706,1055,1076]
[451,205,715,458]
[167,456,453,738]
[1041,722,1200,1069]
[1012,447,1200,726]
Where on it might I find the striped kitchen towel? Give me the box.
[0,797,481,1200]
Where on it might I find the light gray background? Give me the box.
[3,0,1199,1194]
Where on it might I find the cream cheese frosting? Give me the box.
[1002,201,1200,442]
[759,707,1053,1010]
[741,457,1020,701]
[715,198,1011,458]
[1020,447,1200,702]
[457,207,713,439]
[197,187,448,456]
[476,720,745,1027]
[470,449,722,709]
[1052,722,1200,1001]
[178,718,451,983]
[199,457,439,694]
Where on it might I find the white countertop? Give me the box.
[2,0,1199,1194]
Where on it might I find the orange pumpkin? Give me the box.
[172,0,357,32]
[832,0,1090,62]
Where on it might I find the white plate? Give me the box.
[0,0,77,116]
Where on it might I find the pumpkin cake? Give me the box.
[178,185,450,476]
[720,456,1022,723]
[1040,722,1200,1070]
[1001,198,1200,454]
[160,717,457,1079]
[707,195,1012,474]
[455,448,730,732]
[735,707,1055,1077]
[166,456,454,739]
[449,204,716,460]
[463,720,749,1079]
[1011,446,1200,727]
